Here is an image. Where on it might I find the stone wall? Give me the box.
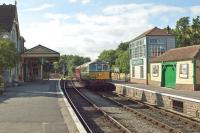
[115,84,200,119]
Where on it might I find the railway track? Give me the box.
[76,89,170,133]
[97,91,200,133]
[62,81,132,133]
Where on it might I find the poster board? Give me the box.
[179,64,189,79]
[152,65,159,77]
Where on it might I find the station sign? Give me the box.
[132,59,143,66]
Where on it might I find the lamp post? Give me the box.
[41,58,44,80]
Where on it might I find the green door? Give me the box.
[162,64,176,88]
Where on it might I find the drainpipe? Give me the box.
[41,57,44,80]
[193,58,196,90]
[146,37,149,85]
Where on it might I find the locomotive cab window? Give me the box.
[89,64,96,71]
[97,64,102,71]
[103,64,108,71]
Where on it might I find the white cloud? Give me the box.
[103,3,186,15]
[21,3,189,60]
[23,4,54,12]
[68,0,76,3]
[45,13,71,21]
[68,0,91,4]
[191,6,200,15]
[102,3,152,15]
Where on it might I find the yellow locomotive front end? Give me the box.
[89,71,110,80]
[88,61,110,80]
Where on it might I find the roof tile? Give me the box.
[132,27,174,41]
[150,45,200,63]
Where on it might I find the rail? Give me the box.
[96,92,183,133]
[62,80,93,133]
[115,92,200,129]
[70,80,133,133]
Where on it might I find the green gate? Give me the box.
[162,62,176,88]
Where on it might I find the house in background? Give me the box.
[0,3,25,84]
[150,45,200,91]
[129,27,175,85]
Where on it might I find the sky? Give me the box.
[1,0,200,59]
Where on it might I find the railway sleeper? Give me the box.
[97,92,183,133]
[71,82,133,133]
[115,92,200,129]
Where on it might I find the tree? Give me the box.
[191,16,200,45]
[0,38,19,82]
[117,42,129,51]
[56,55,91,76]
[53,62,59,73]
[98,49,117,67]
[175,17,192,47]
[115,51,129,74]
[165,16,200,47]
[114,50,130,81]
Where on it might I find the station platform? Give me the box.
[112,80,200,101]
[0,80,82,133]
[112,80,200,119]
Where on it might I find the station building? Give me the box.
[0,3,60,83]
[21,45,60,81]
[0,3,25,83]
[129,27,175,84]
[150,45,200,91]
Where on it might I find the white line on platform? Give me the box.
[114,83,200,103]
[57,80,87,133]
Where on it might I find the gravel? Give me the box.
[100,92,200,133]
[66,88,124,133]
[80,89,169,133]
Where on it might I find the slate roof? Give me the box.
[0,4,16,32]
[150,45,200,63]
[24,45,60,54]
[132,27,174,41]
[21,45,60,58]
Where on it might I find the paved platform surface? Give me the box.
[112,80,200,100]
[0,80,78,133]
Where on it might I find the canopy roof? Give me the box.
[21,45,60,58]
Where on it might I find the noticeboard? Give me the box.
[132,59,143,66]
